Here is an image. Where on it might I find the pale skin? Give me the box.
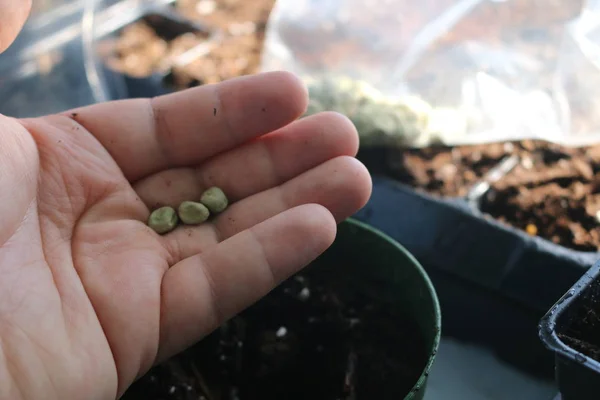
[0,4,372,400]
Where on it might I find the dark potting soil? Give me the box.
[360,140,600,252]
[121,269,429,400]
[557,279,600,362]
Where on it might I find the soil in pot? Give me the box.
[361,139,600,252]
[121,266,429,400]
[556,278,600,362]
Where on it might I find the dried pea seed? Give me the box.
[200,187,228,213]
[148,206,178,234]
[178,201,210,225]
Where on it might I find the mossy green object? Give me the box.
[304,75,434,147]
[200,187,229,214]
[148,206,178,234]
[178,201,210,225]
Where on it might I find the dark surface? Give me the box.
[426,266,555,379]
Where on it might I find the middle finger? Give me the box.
[163,156,371,262]
[133,112,359,209]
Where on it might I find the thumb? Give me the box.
[0,115,38,245]
[0,0,32,53]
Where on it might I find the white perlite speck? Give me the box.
[276,326,287,338]
[298,287,310,301]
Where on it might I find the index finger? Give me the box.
[63,71,308,182]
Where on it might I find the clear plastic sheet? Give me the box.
[260,0,600,147]
[0,0,95,117]
[0,0,175,117]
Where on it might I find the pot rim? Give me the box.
[539,260,600,372]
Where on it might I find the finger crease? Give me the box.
[248,228,278,287]
[214,86,239,149]
[275,185,292,216]
[197,254,226,327]
[210,221,224,244]
[148,97,177,169]
[194,166,211,196]
[262,140,284,185]
[164,236,184,267]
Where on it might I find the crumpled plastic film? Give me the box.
[260,0,600,148]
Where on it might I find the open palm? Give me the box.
[0,72,371,400]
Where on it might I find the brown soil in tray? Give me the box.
[482,144,600,253]
[364,140,600,252]
[101,0,275,87]
[100,14,212,79]
[121,268,428,400]
[172,0,276,85]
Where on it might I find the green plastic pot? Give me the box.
[316,218,442,399]
[121,218,441,400]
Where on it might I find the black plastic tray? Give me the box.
[539,260,600,400]
[354,175,598,378]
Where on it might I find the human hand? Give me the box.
[0,0,31,52]
[0,72,371,400]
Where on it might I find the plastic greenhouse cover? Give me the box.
[260,0,600,148]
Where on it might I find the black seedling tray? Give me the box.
[539,260,600,400]
[354,175,597,379]
[97,6,221,99]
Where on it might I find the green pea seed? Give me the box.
[200,187,229,214]
[178,201,210,225]
[148,206,178,234]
